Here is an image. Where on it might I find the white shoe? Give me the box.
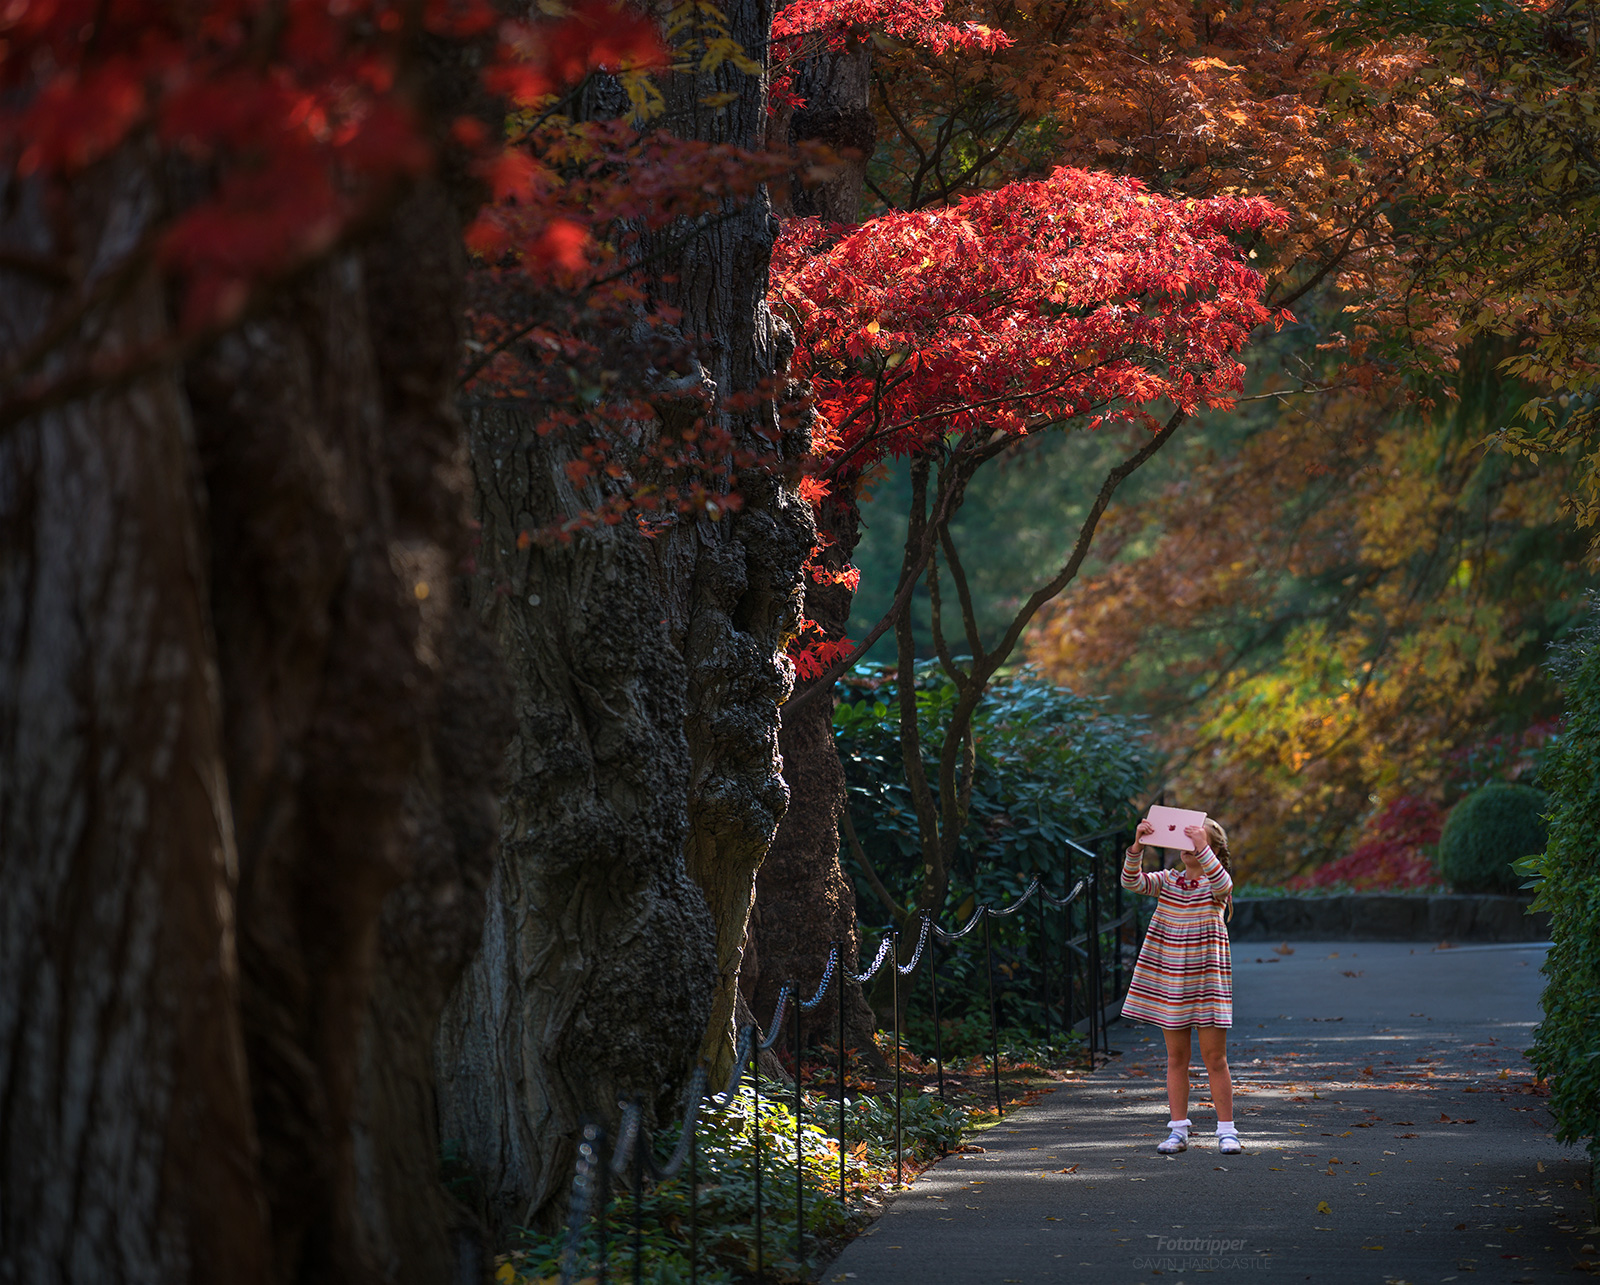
[1157,1129,1189,1154]
[1218,1131,1242,1155]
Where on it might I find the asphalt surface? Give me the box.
[824,940,1593,1284]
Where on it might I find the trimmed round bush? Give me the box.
[1438,782,1550,894]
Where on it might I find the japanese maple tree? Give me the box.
[769,164,1286,932]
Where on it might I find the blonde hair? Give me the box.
[1204,817,1234,922]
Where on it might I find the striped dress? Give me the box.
[1119,846,1233,1029]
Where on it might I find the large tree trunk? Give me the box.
[750,43,882,1050]
[0,153,274,1285]
[434,0,813,1239]
[747,497,880,1054]
[436,399,723,1237]
[2,96,507,1285]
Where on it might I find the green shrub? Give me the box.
[1438,781,1549,893]
[835,661,1149,1032]
[1524,597,1600,1163]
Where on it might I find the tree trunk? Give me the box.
[185,171,510,1283]
[748,497,881,1055]
[436,400,723,1238]
[434,0,813,1238]
[751,42,882,1052]
[0,153,274,1285]
[2,109,507,1285]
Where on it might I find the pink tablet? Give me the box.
[1143,805,1209,851]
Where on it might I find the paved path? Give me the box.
[825,941,1592,1285]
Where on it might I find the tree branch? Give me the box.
[842,805,909,924]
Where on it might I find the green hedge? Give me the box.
[1439,782,1549,894]
[1523,597,1600,1162]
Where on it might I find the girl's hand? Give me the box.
[1184,823,1208,854]
[1135,819,1156,842]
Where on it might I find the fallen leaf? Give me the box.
[1342,970,1365,977]
[1274,942,1295,955]
[1365,1244,1384,1250]
[1456,1223,1467,1230]
[1053,1165,1079,1174]
[1361,1066,1375,1076]
[1537,1161,1545,1173]
[1317,1201,1332,1214]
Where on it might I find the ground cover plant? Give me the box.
[495,1035,1088,1285]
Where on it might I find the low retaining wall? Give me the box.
[1228,893,1551,942]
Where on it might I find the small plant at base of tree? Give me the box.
[498,1079,969,1284]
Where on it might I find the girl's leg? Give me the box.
[1162,1027,1192,1121]
[1197,1026,1234,1122]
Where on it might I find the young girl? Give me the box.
[1119,816,1240,1156]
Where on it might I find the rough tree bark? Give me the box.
[1,81,508,1285]
[749,39,883,1051]
[0,152,274,1285]
[434,0,814,1239]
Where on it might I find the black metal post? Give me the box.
[689,1129,699,1285]
[793,977,804,1270]
[632,1108,644,1285]
[597,1129,610,1285]
[891,929,902,1186]
[1064,854,1076,1040]
[753,1049,763,1284]
[929,933,946,1103]
[1038,893,1050,1051]
[1114,854,1125,1001]
[1100,848,1113,1053]
[983,909,1002,1114]
[1087,865,1100,1064]
[836,953,846,1205]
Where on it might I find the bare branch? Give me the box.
[842,805,909,924]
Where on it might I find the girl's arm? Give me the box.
[1194,845,1233,899]
[1121,845,1165,897]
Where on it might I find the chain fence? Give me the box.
[554,827,1142,1285]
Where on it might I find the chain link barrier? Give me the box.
[553,826,1141,1285]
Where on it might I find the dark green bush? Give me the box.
[834,661,1149,1034]
[1438,781,1549,893]
[1525,597,1600,1163]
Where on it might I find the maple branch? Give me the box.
[817,358,1120,484]
[937,506,986,665]
[1268,191,1394,313]
[872,68,929,174]
[457,205,749,388]
[925,554,972,690]
[991,406,1190,665]
[895,458,945,879]
[843,804,910,925]
[0,250,76,287]
[921,112,1027,208]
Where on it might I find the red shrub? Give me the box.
[1287,796,1445,892]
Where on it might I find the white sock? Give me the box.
[1168,1118,1191,1134]
[1217,1119,1237,1135]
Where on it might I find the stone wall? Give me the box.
[1228,894,1550,942]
